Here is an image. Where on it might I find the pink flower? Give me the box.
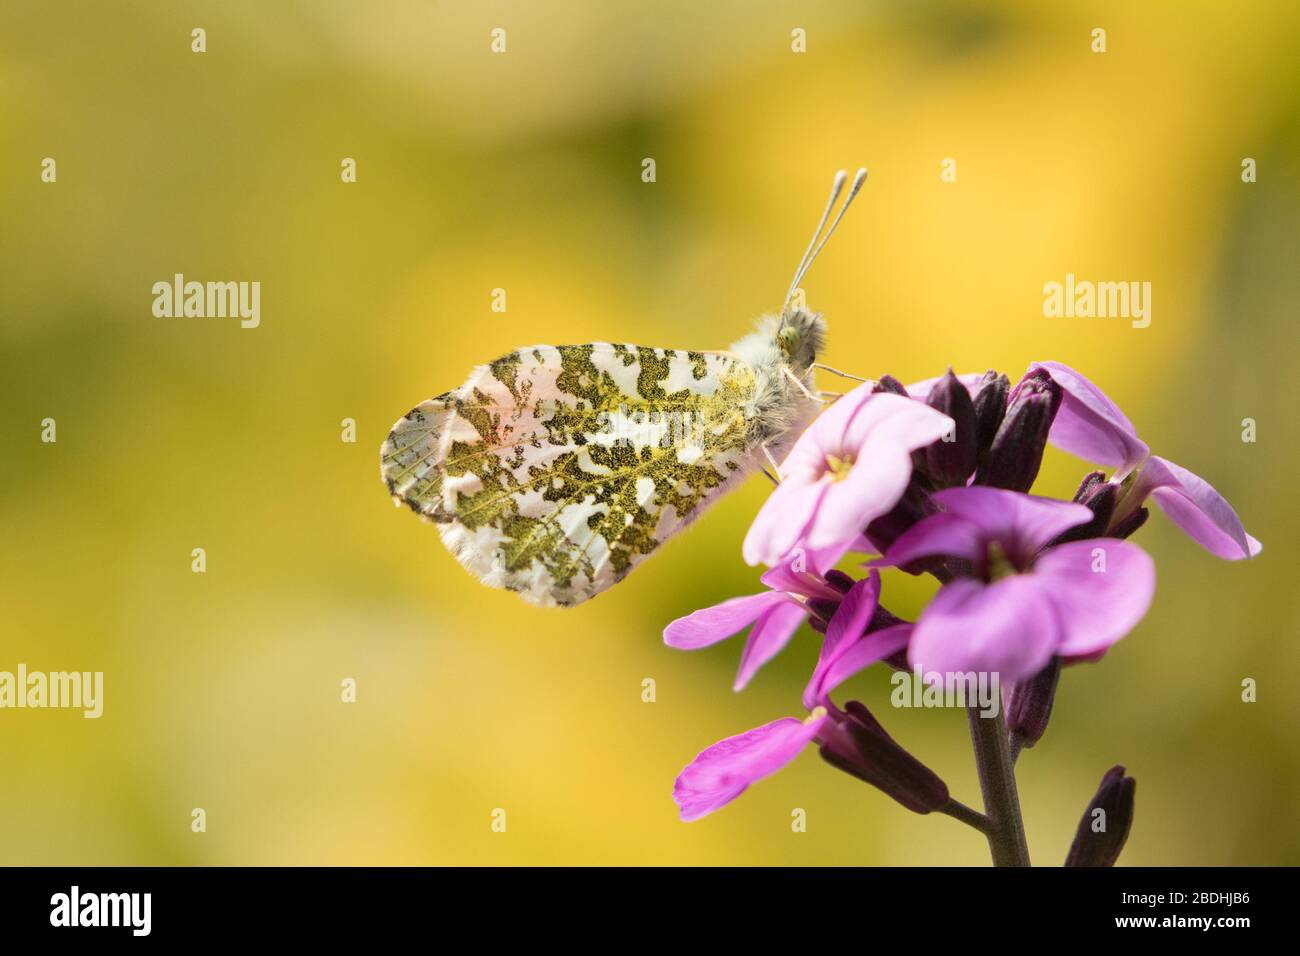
[800,572,913,709]
[673,713,830,822]
[1028,361,1261,560]
[875,486,1156,682]
[662,558,842,691]
[742,386,953,570]
[672,576,922,821]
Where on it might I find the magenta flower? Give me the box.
[801,572,912,709]
[742,386,953,570]
[1029,361,1261,560]
[663,558,844,690]
[673,574,924,821]
[877,486,1156,682]
[673,712,830,821]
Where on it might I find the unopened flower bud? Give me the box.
[1064,765,1136,867]
[977,369,1062,492]
[823,569,855,594]
[1006,656,1061,750]
[971,370,1009,463]
[806,598,840,623]
[819,701,950,814]
[865,482,937,556]
[870,604,907,631]
[872,375,909,397]
[922,369,979,488]
[1073,470,1107,502]
[1110,506,1150,539]
[867,607,911,670]
[1051,472,1119,545]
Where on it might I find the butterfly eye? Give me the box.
[778,325,799,353]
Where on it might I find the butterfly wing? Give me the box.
[381,343,761,607]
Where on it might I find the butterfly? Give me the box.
[380,169,869,607]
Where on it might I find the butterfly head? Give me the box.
[776,308,826,373]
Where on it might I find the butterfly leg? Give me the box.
[761,443,784,482]
[782,366,831,405]
[813,363,871,383]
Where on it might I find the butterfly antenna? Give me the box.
[781,167,868,314]
[784,170,846,309]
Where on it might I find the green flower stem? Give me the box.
[938,797,991,835]
[967,706,1031,866]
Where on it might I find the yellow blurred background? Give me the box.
[1,1,1297,865]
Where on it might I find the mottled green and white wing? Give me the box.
[380,344,760,607]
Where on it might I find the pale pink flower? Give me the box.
[742,387,953,570]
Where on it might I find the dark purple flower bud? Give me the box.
[807,598,840,623]
[1051,472,1119,545]
[971,370,1009,461]
[1064,765,1136,867]
[1110,506,1150,539]
[870,604,907,631]
[883,649,910,671]
[1076,473,1118,514]
[1006,656,1061,751]
[808,616,828,635]
[818,701,950,814]
[921,369,979,488]
[873,375,909,396]
[1073,470,1108,502]
[823,569,855,594]
[976,368,1062,492]
[867,606,911,670]
[865,481,938,556]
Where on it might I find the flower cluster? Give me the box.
[665,361,1259,863]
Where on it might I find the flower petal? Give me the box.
[1138,456,1261,560]
[778,381,878,478]
[734,601,808,691]
[673,713,828,822]
[825,571,881,651]
[801,395,953,551]
[804,445,911,550]
[840,392,956,457]
[876,512,986,567]
[800,574,880,708]
[805,623,913,709]
[909,576,1061,684]
[1033,539,1156,657]
[930,486,1094,559]
[1028,361,1149,471]
[663,590,789,650]
[759,560,838,600]
[808,536,873,575]
[742,476,828,567]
